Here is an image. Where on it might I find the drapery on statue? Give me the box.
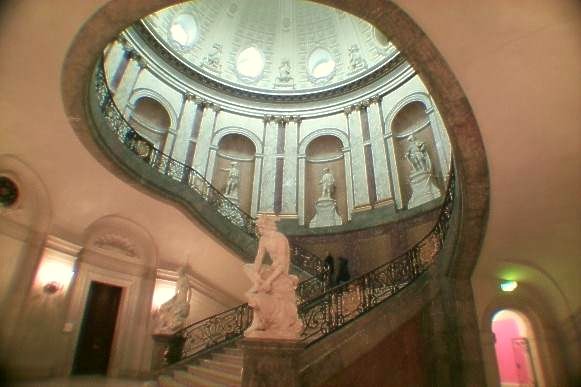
[220,161,240,198]
[154,266,193,335]
[244,215,303,339]
[404,135,432,174]
[319,167,335,200]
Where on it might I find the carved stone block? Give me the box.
[309,198,343,228]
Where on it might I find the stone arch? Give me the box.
[212,126,263,154]
[384,92,433,134]
[128,89,178,132]
[298,128,349,156]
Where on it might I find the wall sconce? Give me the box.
[35,252,75,295]
[499,279,518,292]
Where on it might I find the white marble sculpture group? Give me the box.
[154,266,193,335]
[404,135,441,208]
[243,215,303,340]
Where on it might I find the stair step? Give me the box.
[158,375,187,387]
[173,370,223,387]
[212,353,243,364]
[200,358,243,375]
[187,365,241,385]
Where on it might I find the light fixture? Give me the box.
[499,279,518,292]
[35,253,75,295]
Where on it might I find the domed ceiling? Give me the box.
[142,0,398,96]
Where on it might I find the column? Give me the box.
[368,97,392,202]
[384,116,404,209]
[113,50,145,115]
[171,94,199,164]
[251,155,263,217]
[345,107,371,209]
[297,155,306,225]
[427,105,451,177]
[281,117,299,215]
[104,38,128,91]
[258,116,278,213]
[191,102,218,177]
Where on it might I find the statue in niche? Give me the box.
[403,135,441,208]
[154,266,194,335]
[404,135,432,174]
[203,43,222,71]
[319,167,335,199]
[348,44,367,72]
[310,167,342,228]
[220,161,240,200]
[274,59,294,88]
[243,215,303,339]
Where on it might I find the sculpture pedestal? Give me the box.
[309,198,342,228]
[241,338,304,387]
[407,171,441,208]
[151,334,184,371]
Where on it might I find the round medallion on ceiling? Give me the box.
[236,47,265,81]
[168,13,198,50]
[307,48,336,83]
[0,176,19,208]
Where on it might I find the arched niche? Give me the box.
[128,96,171,149]
[211,133,256,213]
[391,101,443,208]
[304,135,347,225]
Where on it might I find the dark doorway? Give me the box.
[72,281,123,375]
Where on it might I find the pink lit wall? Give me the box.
[493,318,521,384]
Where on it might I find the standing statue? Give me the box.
[319,167,335,199]
[243,215,303,339]
[221,161,240,199]
[154,266,194,335]
[404,136,432,174]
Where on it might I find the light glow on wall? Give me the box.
[35,249,75,294]
[152,279,176,310]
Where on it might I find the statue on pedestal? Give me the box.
[309,168,343,228]
[403,135,441,208]
[154,266,193,335]
[220,161,240,202]
[244,215,303,340]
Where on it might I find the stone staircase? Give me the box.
[158,344,243,387]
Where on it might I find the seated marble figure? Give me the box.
[244,215,303,340]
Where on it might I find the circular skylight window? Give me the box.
[236,47,265,79]
[168,14,198,50]
[307,48,336,79]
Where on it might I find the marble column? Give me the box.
[367,97,392,202]
[191,102,218,177]
[171,94,199,164]
[345,107,371,209]
[427,104,451,176]
[297,155,306,225]
[384,125,404,209]
[104,38,128,91]
[258,116,278,213]
[113,50,145,116]
[281,117,299,215]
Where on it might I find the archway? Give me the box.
[492,309,545,386]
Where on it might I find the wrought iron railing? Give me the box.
[93,58,456,368]
[299,167,455,344]
[94,61,329,288]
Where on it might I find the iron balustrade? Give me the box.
[299,168,455,344]
[94,59,455,367]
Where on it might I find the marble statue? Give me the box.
[220,161,240,200]
[244,215,303,339]
[274,59,294,88]
[348,44,367,72]
[404,136,432,174]
[403,135,441,208]
[154,266,193,335]
[310,167,343,228]
[319,168,335,199]
[204,43,222,71]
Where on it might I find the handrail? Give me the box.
[94,60,328,283]
[93,58,456,368]
[299,166,455,344]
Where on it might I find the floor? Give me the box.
[11,376,157,387]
